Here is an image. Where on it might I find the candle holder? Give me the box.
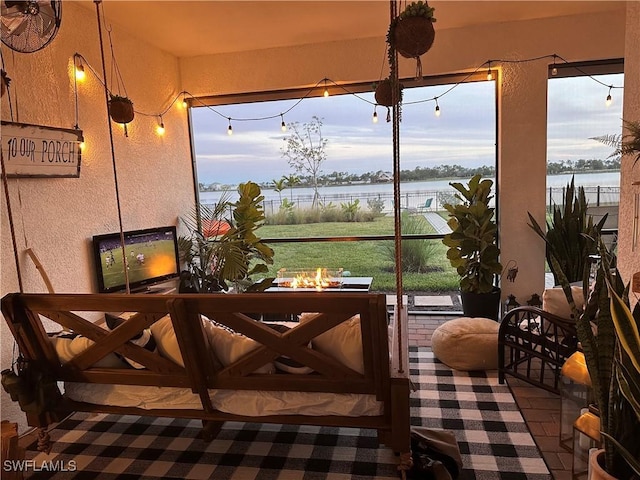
[560,351,593,452]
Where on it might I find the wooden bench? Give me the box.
[1,292,411,467]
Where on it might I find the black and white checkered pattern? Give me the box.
[409,347,551,480]
[23,347,550,479]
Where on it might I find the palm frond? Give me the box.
[592,119,640,166]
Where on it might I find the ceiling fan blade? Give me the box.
[1,0,61,52]
[37,1,56,36]
[0,13,29,36]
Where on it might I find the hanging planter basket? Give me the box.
[393,16,435,59]
[374,79,403,107]
[108,96,134,124]
[386,2,436,79]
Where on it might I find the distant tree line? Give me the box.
[199,158,620,191]
[545,158,620,174]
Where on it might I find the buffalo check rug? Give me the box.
[22,347,551,479]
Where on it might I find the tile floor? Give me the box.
[408,311,572,480]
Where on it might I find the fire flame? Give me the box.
[291,268,336,291]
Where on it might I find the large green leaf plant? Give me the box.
[553,240,640,479]
[442,174,502,293]
[179,181,274,293]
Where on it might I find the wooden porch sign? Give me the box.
[1,121,82,178]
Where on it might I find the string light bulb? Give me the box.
[372,107,378,123]
[551,55,558,76]
[486,61,493,81]
[182,97,188,109]
[227,118,233,135]
[280,114,287,132]
[323,78,329,98]
[605,86,612,107]
[434,98,441,117]
[75,63,85,81]
[79,140,86,151]
[156,116,165,135]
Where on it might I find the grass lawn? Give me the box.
[258,216,459,292]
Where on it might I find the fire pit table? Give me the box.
[267,268,372,292]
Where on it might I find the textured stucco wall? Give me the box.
[619,1,640,303]
[1,2,194,430]
[0,2,633,430]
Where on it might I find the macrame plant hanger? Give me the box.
[1,49,24,293]
[94,0,131,293]
[390,6,414,477]
[389,0,405,376]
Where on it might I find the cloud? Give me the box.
[192,72,623,185]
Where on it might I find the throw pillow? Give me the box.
[263,323,314,374]
[49,332,128,368]
[105,313,157,369]
[542,286,584,319]
[202,320,275,374]
[149,315,184,367]
[299,312,364,374]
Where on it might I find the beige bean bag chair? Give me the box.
[432,317,499,371]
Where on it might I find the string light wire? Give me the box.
[72,52,623,133]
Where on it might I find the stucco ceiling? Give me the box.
[83,1,626,58]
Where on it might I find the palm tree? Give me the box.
[272,178,286,204]
[591,119,640,166]
[283,174,300,201]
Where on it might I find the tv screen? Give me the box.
[92,226,180,293]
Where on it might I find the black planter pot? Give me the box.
[108,98,134,124]
[460,287,501,321]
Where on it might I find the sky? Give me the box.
[190,72,624,186]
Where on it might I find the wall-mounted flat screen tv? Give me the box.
[92,226,180,293]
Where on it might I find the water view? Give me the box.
[199,171,620,214]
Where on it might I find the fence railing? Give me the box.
[233,186,621,217]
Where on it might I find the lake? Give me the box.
[199,171,621,213]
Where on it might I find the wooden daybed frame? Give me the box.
[1,292,411,467]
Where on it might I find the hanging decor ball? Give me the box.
[108,94,134,124]
[387,1,436,79]
[374,78,403,107]
[393,15,435,59]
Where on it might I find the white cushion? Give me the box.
[202,320,275,374]
[542,286,584,319]
[50,334,128,368]
[431,317,499,371]
[149,315,184,367]
[299,312,364,374]
[152,315,275,374]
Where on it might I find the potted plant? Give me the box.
[386,1,436,78]
[374,78,403,108]
[178,181,275,293]
[442,174,502,320]
[554,241,640,480]
[108,93,134,124]
[528,176,607,286]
